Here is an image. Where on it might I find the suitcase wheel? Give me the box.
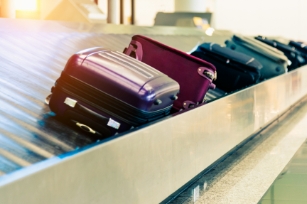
[170,95,178,101]
[154,99,162,105]
[183,101,196,109]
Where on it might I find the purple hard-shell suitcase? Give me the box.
[47,47,180,137]
[123,35,216,111]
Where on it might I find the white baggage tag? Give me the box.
[107,118,121,129]
[64,97,77,108]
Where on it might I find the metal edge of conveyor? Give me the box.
[0,18,209,35]
[0,18,232,45]
[0,63,306,203]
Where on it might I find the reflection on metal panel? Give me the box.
[0,66,307,203]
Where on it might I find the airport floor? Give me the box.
[170,99,307,204]
[259,139,307,203]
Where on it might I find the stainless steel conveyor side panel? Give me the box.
[0,19,306,204]
[0,68,306,203]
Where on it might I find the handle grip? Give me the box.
[123,40,143,61]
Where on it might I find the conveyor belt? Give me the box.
[0,19,211,176]
[1,19,306,204]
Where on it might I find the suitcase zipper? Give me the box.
[54,74,171,125]
[57,86,142,126]
[59,76,171,118]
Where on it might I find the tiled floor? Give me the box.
[258,141,307,204]
[169,100,307,204]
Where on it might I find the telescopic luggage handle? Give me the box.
[123,40,143,61]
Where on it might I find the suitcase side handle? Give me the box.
[123,40,143,61]
[197,67,216,89]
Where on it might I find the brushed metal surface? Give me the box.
[0,65,306,203]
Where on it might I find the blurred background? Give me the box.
[0,0,306,41]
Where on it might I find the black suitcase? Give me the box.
[289,41,307,55]
[204,88,226,102]
[255,36,306,70]
[191,42,262,92]
[225,35,288,80]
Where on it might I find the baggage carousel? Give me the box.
[0,19,306,204]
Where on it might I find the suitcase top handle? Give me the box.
[124,35,217,83]
[123,40,143,61]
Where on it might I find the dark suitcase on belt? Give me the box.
[123,35,216,111]
[191,42,263,92]
[204,88,226,102]
[255,36,306,70]
[47,47,180,137]
[225,35,288,80]
[289,41,307,55]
